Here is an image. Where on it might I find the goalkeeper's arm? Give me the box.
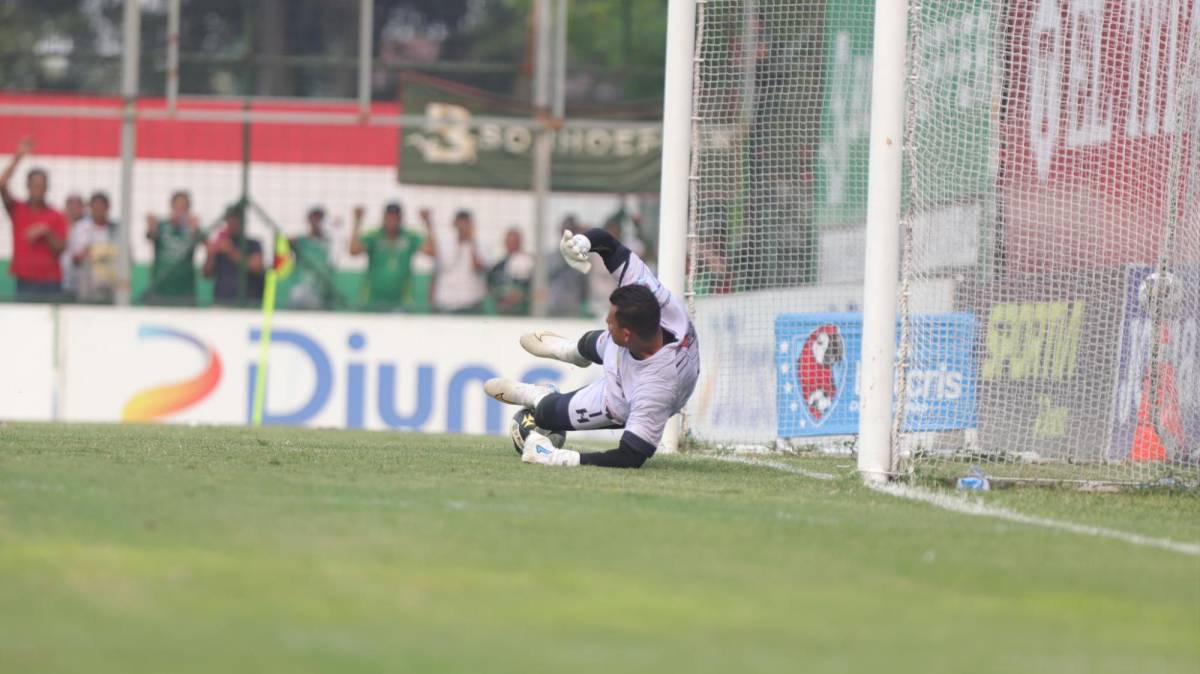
[578,431,655,469]
[578,228,630,274]
[522,429,655,469]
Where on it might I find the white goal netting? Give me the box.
[686,0,1199,485]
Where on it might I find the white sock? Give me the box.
[544,333,590,367]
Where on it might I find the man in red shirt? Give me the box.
[1,138,67,300]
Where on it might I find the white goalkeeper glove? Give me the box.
[559,229,592,274]
[522,431,581,467]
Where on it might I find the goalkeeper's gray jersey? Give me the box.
[598,251,700,448]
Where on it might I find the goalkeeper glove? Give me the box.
[559,229,592,274]
[522,431,581,467]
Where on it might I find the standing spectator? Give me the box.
[428,209,487,314]
[65,191,119,303]
[349,202,432,311]
[145,190,202,305]
[488,227,533,316]
[205,205,264,306]
[288,205,335,310]
[0,138,67,300]
[546,215,588,317]
[58,192,86,294]
[63,193,85,226]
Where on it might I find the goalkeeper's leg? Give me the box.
[520,329,606,367]
[486,377,616,433]
[531,378,617,432]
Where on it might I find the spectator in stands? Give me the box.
[427,208,487,314]
[288,205,335,310]
[65,191,119,303]
[350,202,433,311]
[488,227,533,316]
[145,190,203,305]
[694,240,732,296]
[0,138,67,300]
[546,215,588,317]
[59,193,86,294]
[64,193,85,225]
[205,205,264,306]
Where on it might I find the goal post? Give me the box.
[858,0,909,483]
[657,0,700,454]
[682,0,1199,486]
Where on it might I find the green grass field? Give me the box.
[1,423,1197,674]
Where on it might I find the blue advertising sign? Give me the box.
[776,313,977,438]
[1109,265,1199,460]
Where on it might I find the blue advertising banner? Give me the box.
[775,313,977,438]
[1109,265,1199,460]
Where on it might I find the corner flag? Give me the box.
[251,233,294,427]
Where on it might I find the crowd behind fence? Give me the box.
[0,97,661,318]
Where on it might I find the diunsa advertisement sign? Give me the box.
[51,307,598,435]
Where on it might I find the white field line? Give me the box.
[700,454,838,481]
[702,455,1200,557]
[868,482,1200,557]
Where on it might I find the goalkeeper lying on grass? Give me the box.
[485,227,700,468]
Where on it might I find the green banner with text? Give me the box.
[398,74,661,193]
[814,0,997,229]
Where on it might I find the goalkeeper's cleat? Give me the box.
[520,330,591,368]
[484,378,553,408]
[521,431,581,467]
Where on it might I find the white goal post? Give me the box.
[657,0,700,454]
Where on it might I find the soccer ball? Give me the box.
[510,408,567,455]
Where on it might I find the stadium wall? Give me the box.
[0,304,599,436]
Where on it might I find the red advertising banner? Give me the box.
[0,93,401,167]
[1000,0,1198,272]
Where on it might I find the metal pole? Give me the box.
[239,98,251,306]
[857,0,909,484]
[166,0,180,115]
[656,0,696,454]
[116,0,140,306]
[358,0,373,119]
[553,0,567,119]
[530,0,554,317]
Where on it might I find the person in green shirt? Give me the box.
[349,201,433,311]
[288,205,335,310]
[144,190,202,305]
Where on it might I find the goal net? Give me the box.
[686,0,1199,485]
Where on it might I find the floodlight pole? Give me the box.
[530,0,557,317]
[656,0,696,453]
[858,0,909,483]
[116,0,140,306]
[358,0,373,119]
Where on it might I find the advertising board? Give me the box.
[58,306,599,435]
[1000,0,1199,271]
[0,305,55,421]
[775,313,977,438]
[1109,264,1199,460]
[973,269,1128,458]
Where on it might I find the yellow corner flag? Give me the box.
[252,233,294,426]
[273,232,295,279]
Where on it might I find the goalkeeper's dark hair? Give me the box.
[610,284,660,339]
